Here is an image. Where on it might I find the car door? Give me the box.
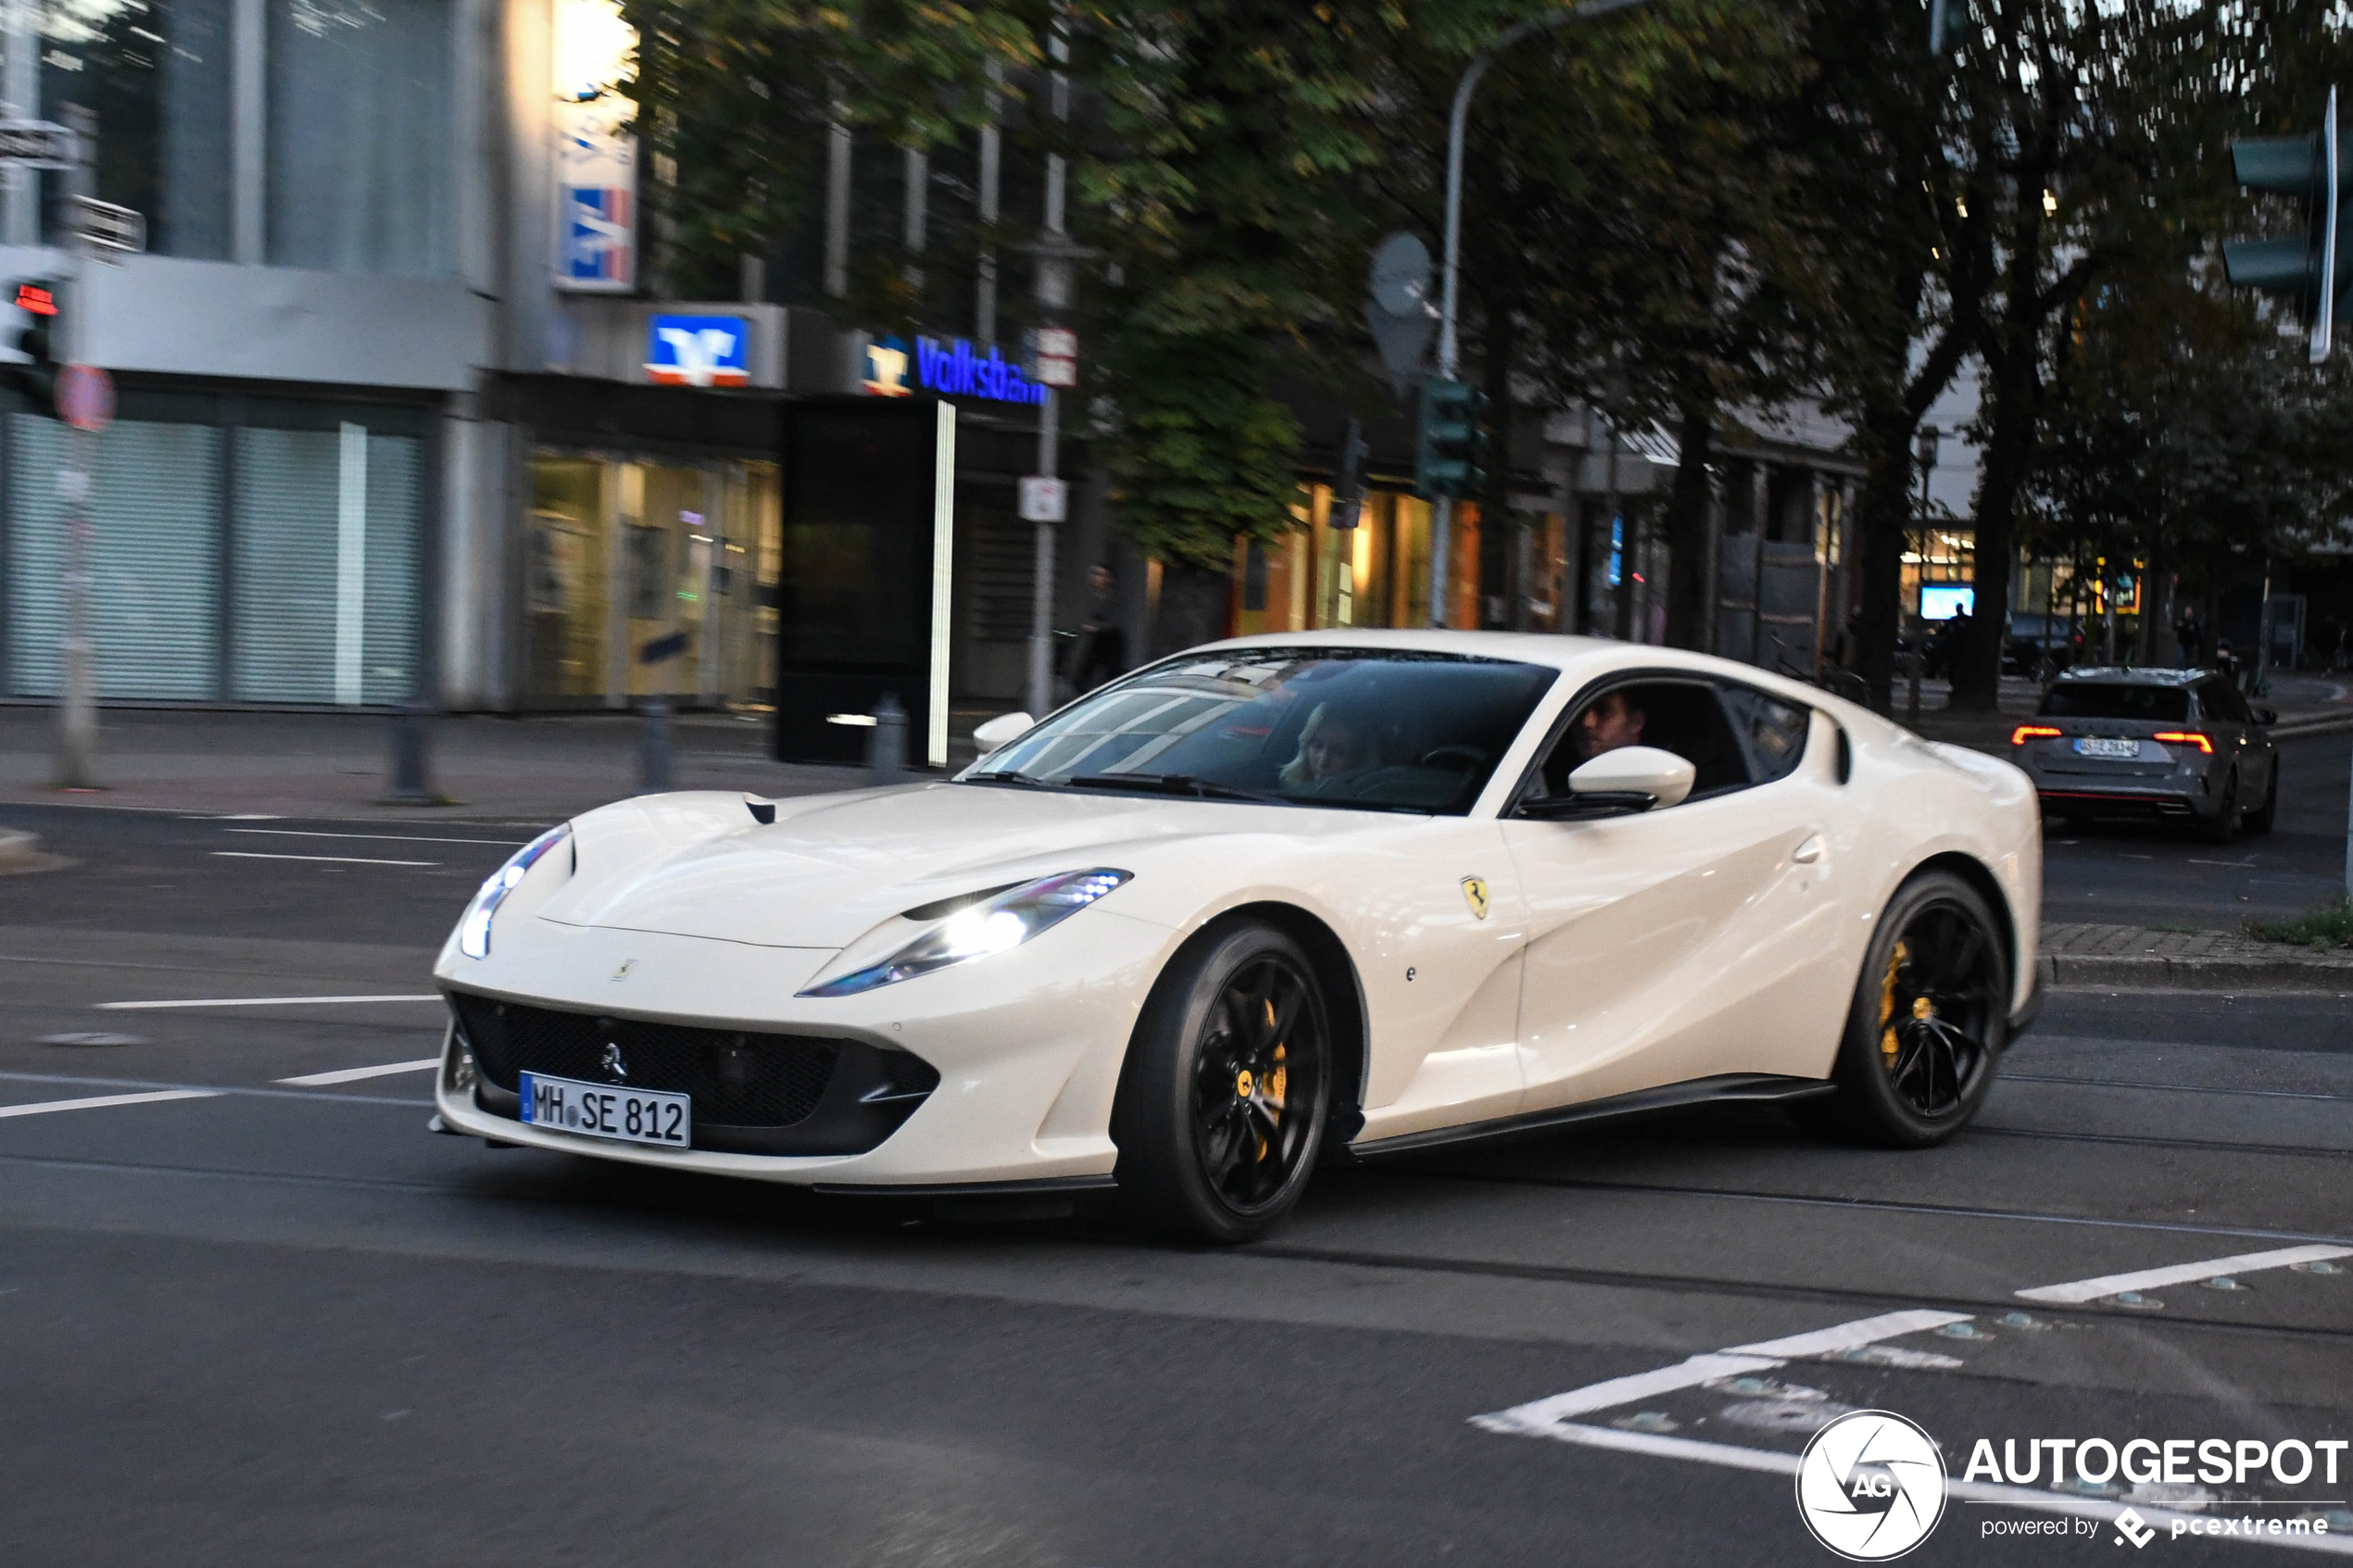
[2196,678,2271,800]
[1500,675,1852,1113]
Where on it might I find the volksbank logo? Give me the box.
[1795,1410,1947,1561]
[914,337,1050,405]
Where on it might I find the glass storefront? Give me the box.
[524,449,781,709]
[1,395,425,704]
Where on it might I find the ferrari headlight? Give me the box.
[456,823,572,959]
[799,868,1131,997]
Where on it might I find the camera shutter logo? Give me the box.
[1794,1410,1947,1561]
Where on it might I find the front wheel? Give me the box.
[1814,871,2008,1148]
[1112,922,1332,1243]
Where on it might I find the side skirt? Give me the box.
[1343,1073,1837,1162]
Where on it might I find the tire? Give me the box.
[2244,760,2278,834]
[2200,771,2240,846]
[1112,922,1332,1243]
[1814,870,2008,1148]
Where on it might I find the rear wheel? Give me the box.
[2244,760,2278,834]
[1815,871,2007,1148]
[1112,922,1331,1243]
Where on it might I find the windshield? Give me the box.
[2041,684,2189,721]
[963,647,1558,813]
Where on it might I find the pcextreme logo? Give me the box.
[1795,1410,1948,1561]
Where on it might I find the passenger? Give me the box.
[1570,689,1647,761]
[1279,704,1377,789]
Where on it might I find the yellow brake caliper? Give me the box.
[1255,997,1288,1161]
[1879,940,1908,1066]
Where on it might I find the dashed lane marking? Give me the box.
[210,852,438,867]
[0,1088,221,1120]
[2017,1244,2353,1305]
[97,995,440,1010]
[277,1060,439,1087]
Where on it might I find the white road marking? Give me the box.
[210,851,438,867]
[98,995,440,1010]
[1486,1425,2353,1556]
[2016,1244,2353,1304]
[277,1060,439,1086]
[0,1088,221,1119]
[222,829,525,847]
[1476,1310,1969,1435]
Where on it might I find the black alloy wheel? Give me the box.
[2245,759,2278,834]
[2200,770,2241,846]
[1113,922,1332,1243]
[1817,870,2007,1147]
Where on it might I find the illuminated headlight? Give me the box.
[456,823,572,959]
[799,868,1131,997]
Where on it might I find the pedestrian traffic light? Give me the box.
[4,278,59,415]
[2221,87,2347,363]
[1416,376,1489,500]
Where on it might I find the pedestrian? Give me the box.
[1068,564,1128,696]
[2215,637,2239,687]
[2174,606,2202,670]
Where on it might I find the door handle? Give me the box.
[1792,834,1825,864]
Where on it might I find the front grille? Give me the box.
[451,993,841,1127]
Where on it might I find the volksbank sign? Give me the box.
[896,337,1051,406]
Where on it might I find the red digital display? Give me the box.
[14,283,55,315]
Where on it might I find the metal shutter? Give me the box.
[6,416,222,699]
[232,424,420,704]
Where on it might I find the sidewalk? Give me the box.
[0,705,866,822]
[2039,921,2353,993]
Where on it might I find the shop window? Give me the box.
[41,0,233,258]
[267,0,451,276]
[525,457,610,700]
[6,416,222,697]
[231,422,419,703]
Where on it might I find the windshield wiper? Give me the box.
[958,771,1058,788]
[1065,772,1290,806]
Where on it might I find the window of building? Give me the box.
[267,0,451,275]
[40,0,234,258]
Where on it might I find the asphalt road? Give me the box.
[0,799,2347,1565]
[2044,728,2353,929]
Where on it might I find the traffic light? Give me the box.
[1416,376,1489,500]
[2222,88,2347,363]
[4,279,58,414]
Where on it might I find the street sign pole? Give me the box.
[54,105,95,789]
[1433,0,1647,628]
[1027,24,1071,721]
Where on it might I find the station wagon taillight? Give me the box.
[2153,731,2213,754]
[2010,725,2061,745]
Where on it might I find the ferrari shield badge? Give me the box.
[1460,876,1490,920]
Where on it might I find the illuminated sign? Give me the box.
[552,0,636,292]
[863,338,912,395]
[915,337,1050,405]
[645,315,749,386]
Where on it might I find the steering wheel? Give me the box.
[1419,745,1487,773]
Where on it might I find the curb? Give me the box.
[2039,951,2353,993]
[2267,714,2353,740]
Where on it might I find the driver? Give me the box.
[1570,689,1646,761]
[1279,703,1377,789]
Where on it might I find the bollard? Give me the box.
[381,699,446,806]
[639,695,673,793]
[866,694,908,786]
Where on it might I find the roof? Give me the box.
[2053,666,2203,686]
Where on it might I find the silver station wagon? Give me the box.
[2008,667,2278,843]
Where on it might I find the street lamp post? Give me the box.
[1908,426,1939,726]
[1430,0,1648,627]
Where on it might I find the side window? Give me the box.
[1718,685,1813,784]
[1535,680,1752,803]
[2198,680,2248,725]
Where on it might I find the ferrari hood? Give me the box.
[535,783,1342,948]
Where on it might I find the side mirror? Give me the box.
[971,712,1034,751]
[2252,704,2278,727]
[1517,746,1697,820]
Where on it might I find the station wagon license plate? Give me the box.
[2074,737,2140,759]
[519,1071,690,1148]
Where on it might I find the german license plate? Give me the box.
[2074,737,2139,759]
[519,1071,690,1148]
